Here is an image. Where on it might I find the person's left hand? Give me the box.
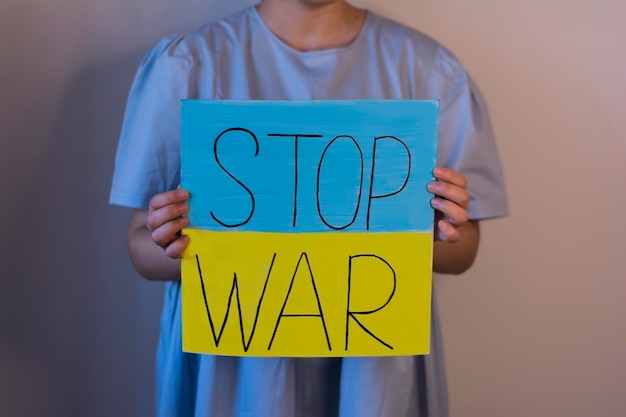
[427,167,470,243]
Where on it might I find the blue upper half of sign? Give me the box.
[181,100,438,233]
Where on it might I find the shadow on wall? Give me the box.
[1,49,166,417]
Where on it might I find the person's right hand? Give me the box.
[146,189,190,259]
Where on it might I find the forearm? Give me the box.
[432,220,480,274]
[127,209,182,281]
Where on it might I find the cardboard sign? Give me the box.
[181,100,438,357]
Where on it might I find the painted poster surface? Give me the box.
[181,100,438,357]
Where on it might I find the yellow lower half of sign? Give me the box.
[181,229,433,357]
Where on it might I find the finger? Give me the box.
[149,189,189,211]
[146,203,189,232]
[151,216,189,248]
[431,198,468,227]
[427,181,470,209]
[433,167,467,189]
[436,219,460,243]
[164,235,190,259]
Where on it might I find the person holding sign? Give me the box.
[110,0,508,416]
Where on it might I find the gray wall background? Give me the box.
[1,0,625,416]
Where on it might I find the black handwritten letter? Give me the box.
[366,136,411,230]
[268,252,332,351]
[211,128,259,228]
[195,253,276,352]
[345,254,396,350]
[316,135,364,230]
[267,134,322,227]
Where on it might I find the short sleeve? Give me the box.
[109,35,199,209]
[430,47,509,220]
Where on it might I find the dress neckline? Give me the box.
[249,6,372,57]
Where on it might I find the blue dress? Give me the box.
[110,7,508,417]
